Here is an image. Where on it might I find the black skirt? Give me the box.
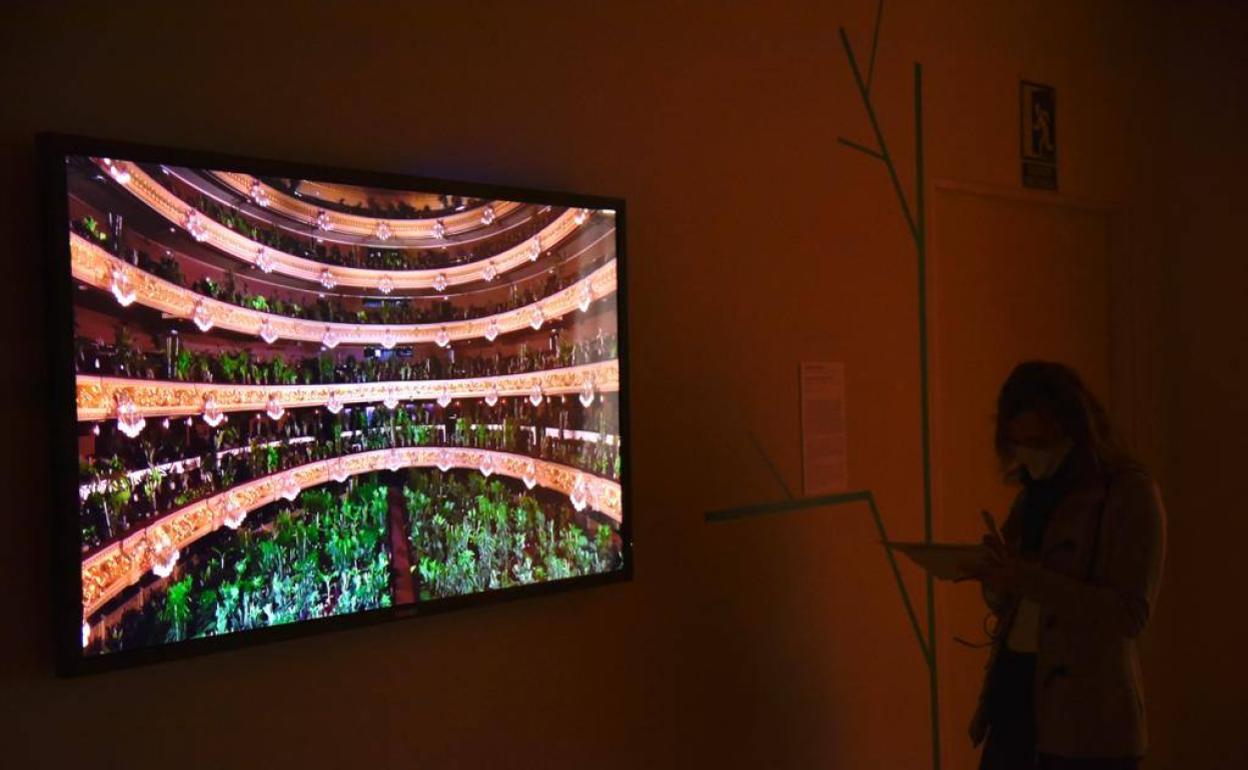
[979,647,1039,770]
[978,647,1142,770]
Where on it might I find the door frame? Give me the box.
[925,177,1135,767]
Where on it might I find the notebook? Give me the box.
[882,541,990,581]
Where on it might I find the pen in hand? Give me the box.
[981,509,1005,556]
[954,510,1004,582]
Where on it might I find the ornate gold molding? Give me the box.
[211,171,523,240]
[71,233,617,346]
[81,448,623,617]
[76,360,619,421]
[98,159,592,289]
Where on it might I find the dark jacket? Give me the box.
[969,465,1166,757]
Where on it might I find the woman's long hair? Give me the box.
[993,360,1143,484]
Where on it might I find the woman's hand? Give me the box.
[972,534,1033,594]
[954,516,1028,593]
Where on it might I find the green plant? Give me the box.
[161,576,193,642]
[406,474,620,599]
[173,348,193,381]
[101,479,394,653]
[141,441,165,515]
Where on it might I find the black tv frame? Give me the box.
[39,132,633,677]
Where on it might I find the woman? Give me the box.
[965,361,1166,770]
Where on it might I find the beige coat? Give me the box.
[969,466,1166,758]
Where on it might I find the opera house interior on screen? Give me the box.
[64,153,626,659]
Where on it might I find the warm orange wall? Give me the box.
[0,1,1239,768]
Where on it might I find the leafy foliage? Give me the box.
[97,479,393,654]
[406,472,620,600]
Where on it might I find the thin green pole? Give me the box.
[866,493,931,666]
[838,29,918,242]
[866,0,885,94]
[914,61,941,770]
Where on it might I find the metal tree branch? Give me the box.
[703,0,941,766]
[706,489,932,667]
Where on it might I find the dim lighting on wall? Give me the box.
[192,300,214,332]
[319,269,337,290]
[435,328,451,348]
[432,219,446,239]
[249,179,270,207]
[92,424,100,436]
[484,319,500,342]
[109,265,136,307]
[375,221,393,241]
[322,327,341,349]
[115,392,145,438]
[82,620,90,648]
[433,273,448,292]
[185,210,209,242]
[522,460,538,489]
[378,274,394,294]
[256,246,275,273]
[203,395,224,427]
[481,206,495,226]
[326,391,344,414]
[258,318,279,344]
[266,395,285,421]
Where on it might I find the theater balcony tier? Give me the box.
[81,448,623,617]
[72,233,617,345]
[76,360,619,422]
[208,171,521,239]
[96,158,596,289]
[79,424,620,500]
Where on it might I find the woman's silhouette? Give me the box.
[964,361,1165,770]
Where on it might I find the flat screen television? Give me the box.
[40,134,631,675]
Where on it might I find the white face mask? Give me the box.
[1013,440,1073,480]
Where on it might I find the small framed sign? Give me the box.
[1021,81,1057,190]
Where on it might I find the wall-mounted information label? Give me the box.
[800,361,848,495]
[1021,80,1057,190]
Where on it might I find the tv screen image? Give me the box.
[44,137,629,672]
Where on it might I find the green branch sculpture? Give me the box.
[704,2,942,768]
